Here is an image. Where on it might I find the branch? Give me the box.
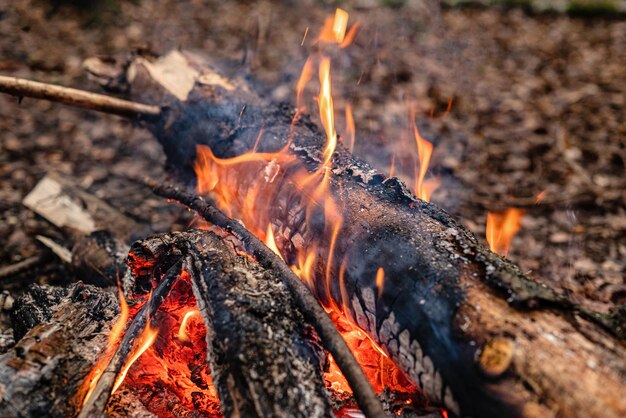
[0,75,161,119]
[147,180,386,418]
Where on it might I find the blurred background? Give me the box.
[0,0,624,316]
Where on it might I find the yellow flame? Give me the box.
[264,223,285,261]
[318,57,337,168]
[178,310,200,342]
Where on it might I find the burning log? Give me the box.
[124,52,624,417]
[132,231,333,418]
[0,283,118,417]
[1,51,625,417]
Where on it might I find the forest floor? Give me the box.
[0,0,624,319]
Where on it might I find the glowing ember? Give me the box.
[486,208,525,256]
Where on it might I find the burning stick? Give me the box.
[78,258,183,417]
[147,180,386,418]
[0,75,160,119]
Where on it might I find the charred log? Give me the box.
[134,230,333,418]
[125,51,626,418]
[0,283,118,417]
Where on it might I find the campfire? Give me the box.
[0,6,624,418]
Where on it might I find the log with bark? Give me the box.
[0,283,118,417]
[116,51,625,418]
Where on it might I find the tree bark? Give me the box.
[131,231,334,418]
[123,51,626,418]
[0,283,118,417]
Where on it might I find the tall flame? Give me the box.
[412,121,438,202]
[318,57,337,168]
[345,104,356,153]
[486,208,525,256]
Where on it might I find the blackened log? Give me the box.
[0,283,118,417]
[132,231,334,418]
[125,51,626,418]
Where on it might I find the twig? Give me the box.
[78,258,183,417]
[0,75,161,120]
[148,180,386,418]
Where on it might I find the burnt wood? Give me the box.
[0,283,118,417]
[124,51,626,418]
[135,231,333,418]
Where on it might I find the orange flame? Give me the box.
[112,318,159,394]
[412,121,438,202]
[296,57,314,110]
[375,267,385,300]
[187,8,419,407]
[319,8,348,44]
[80,285,129,407]
[345,104,356,153]
[486,208,525,256]
[535,190,546,204]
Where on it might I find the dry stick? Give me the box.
[78,258,183,418]
[0,75,161,119]
[148,180,386,418]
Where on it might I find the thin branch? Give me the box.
[0,75,161,120]
[148,180,386,418]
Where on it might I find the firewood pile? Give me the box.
[0,3,624,418]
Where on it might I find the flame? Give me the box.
[185,7,420,411]
[112,315,159,394]
[178,309,200,342]
[375,267,385,300]
[536,190,546,204]
[318,57,337,168]
[296,57,314,110]
[265,223,285,261]
[319,8,348,44]
[345,104,356,153]
[486,208,525,256]
[80,285,129,407]
[412,120,438,202]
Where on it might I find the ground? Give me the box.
[0,0,624,329]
